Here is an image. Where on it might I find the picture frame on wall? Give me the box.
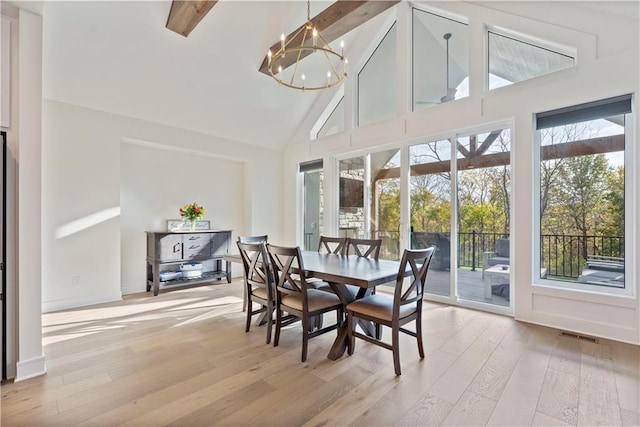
[166,219,211,232]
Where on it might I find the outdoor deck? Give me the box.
[381,267,510,308]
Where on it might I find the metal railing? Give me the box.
[344,229,624,279]
[540,233,624,279]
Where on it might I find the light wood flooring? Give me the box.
[2,280,639,426]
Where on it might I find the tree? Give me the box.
[556,154,609,258]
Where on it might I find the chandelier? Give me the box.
[267,0,348,91]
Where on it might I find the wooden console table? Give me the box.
[146,230,232,296]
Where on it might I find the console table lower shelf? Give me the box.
[146,260,232,296]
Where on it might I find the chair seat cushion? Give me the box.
[281,289,341,312]
[347,294,416,322]
[251,286,270,300]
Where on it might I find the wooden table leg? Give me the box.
[326,283,376,360]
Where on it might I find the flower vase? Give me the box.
[189,220,196,231]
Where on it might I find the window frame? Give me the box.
[532,96,634,298]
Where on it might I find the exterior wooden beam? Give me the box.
[374,135,624,181]
[259,0,399,75]
[166,0,218,37]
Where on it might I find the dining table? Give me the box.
[224,250,403,360]
[299,251,402,360]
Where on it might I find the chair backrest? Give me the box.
[266,244,311,307]
[238,235,269,244]
[393,247,436,314]
[346,238,382,260]
[495,238,509,257]
[237,241,273,300]
[317,236,348,255]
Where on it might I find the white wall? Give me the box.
[15,8,45,381]
[120,143,245,294]
[42,100,283,312]
[284,2,640,344]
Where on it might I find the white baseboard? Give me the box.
[42,292,123,313]
[16,355,46,382]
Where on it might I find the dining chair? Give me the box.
[345,238,382,260]
[238,235,268,244]
[317,236,348,255]
[237,241,275,344]
[318,237,383,302]
[267,244,344,362]
[346,246,435,375]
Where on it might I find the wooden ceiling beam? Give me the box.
[166,0,218,38]
[259,0,400,75]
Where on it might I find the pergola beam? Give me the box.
[374,135,624,181]
[259,0,399,75]
[166,0,218,37]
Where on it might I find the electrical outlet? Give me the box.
[72,276,81,286]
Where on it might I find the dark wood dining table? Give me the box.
[300,251,401,360]
[224,250,402,360]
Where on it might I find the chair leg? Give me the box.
[347,312,355,356]
[301,315,309,362]
[392,326,401,376]
[245,299,252,333]
[375,323,382,340]
[416,318,424,359]
[273,306,281,347]
[265,304,273,345]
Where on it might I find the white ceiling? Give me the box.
[40,1,381,150]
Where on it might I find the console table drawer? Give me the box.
[183,241,212,259]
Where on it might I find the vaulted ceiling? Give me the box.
[40,1,396,150]
[26,0,640,150]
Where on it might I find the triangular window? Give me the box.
[316,96,344,139]
[358,23,397,127]
[488,31,575,90]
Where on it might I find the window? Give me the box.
[536,95,630,290]
[488,31,575,90]
[316,97,344,139]
[412,9,468,111]
[338,156,366,239]
[300,160,324,251]
[410,139,452,296]
[358,23,397,127]
[371,149,401,260]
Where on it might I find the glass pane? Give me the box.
[302,169,323,250]
[358,24,397,127]
[457,129,511,307]
[413,9,469,111]
[317,97,345,139]
[371,149,401,260]
[339,157,365,239]
[539,114,625,288]
[488,31,575,90]
[410,139,452,296]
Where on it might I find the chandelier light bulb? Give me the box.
[327,71,331,86]
[340,40,344,57]
[313,28,318,47]
[267,49,272,66]
[278,65,282,74]
[281,33,285,57]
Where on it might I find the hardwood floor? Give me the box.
[2,280,638,426]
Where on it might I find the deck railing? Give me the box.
[345,229,624,279]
